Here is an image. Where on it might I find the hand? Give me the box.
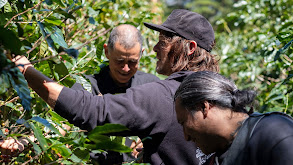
[0,137,29,162]
[12,55,33,74]
[130,139,143,159]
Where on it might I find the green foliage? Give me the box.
[0,0,161,164]
[214,0,293,115]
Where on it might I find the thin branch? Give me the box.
[4,1,44,28]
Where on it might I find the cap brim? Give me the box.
[144,22,176,34]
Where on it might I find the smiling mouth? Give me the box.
[119,72,130,76]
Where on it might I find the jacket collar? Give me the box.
[166,71,194,82]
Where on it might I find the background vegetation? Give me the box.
[0,0,292,164]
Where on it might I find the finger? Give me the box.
[11,55,22,63]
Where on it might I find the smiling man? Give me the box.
[71,24,159,164]
[72,24,159,95]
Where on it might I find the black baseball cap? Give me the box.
[144,9,215,52]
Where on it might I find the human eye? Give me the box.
[130,59,138,64]
[116,59,124,64]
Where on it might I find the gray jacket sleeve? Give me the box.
[54,81,174,137]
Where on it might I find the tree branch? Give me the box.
[4,1,44,28]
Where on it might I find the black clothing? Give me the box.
[55,71,200,165]
[207,112,293,165]
[71,65,160,95]
[71,65,160,164]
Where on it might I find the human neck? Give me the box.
[216,111,249,152]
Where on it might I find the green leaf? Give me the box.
[54,8,75,20]
[38,21,56,51]
[27,138,42,155]
[0,0,7,9]
[64,48,79,58]
[31,116,62,136]
[44,17,65,27]
[71,74,92,93]
[95,40,106,60]
[88,123,129,135]
[49,26,68,48]
[0,27,22,54]
[51,143,72,157]
[93,0,108,8]
[0,73,10,94]
[3,0,11,12]
[72,147,90,162]
[30,122,48,151]
[8,68,31,111]
[54,60,69,80]
[88,134,132,153]
[48,110,66,124]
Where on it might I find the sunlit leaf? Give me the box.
[0,0,7,9]
[3,0,11,12]
[31,116,62,136]
[95,40,106,60]
[48,110,66,124]
[44,17,65,27]
[71,74,92,93]
[51,143,72,157]
[30,122,48,151]
[38,21,56,51]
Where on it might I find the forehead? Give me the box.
[110,42,141,59]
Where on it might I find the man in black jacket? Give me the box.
[71,24,159,164]
[14,9,219,164]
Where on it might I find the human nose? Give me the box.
[122,64,130,72]
[153,42,159,52]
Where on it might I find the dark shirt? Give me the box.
[208,113,293,165]
[71,65,160,95]
[71,65,160,164]
[55,71,200,165]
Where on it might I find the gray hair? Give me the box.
[174,71,256,114]
[108,24,143,55]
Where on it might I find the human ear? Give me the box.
[188,41,197,56]
[202,101,210,118]
[104,44,109,59]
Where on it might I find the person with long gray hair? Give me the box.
[174,71,293,165]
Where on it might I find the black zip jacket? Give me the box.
[55,71,200,165]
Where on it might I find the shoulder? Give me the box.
[131,71,160,86]
[247,113,293,164]
[257,113,293,132]
[135,71,160,80]
[248,113,293,150]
